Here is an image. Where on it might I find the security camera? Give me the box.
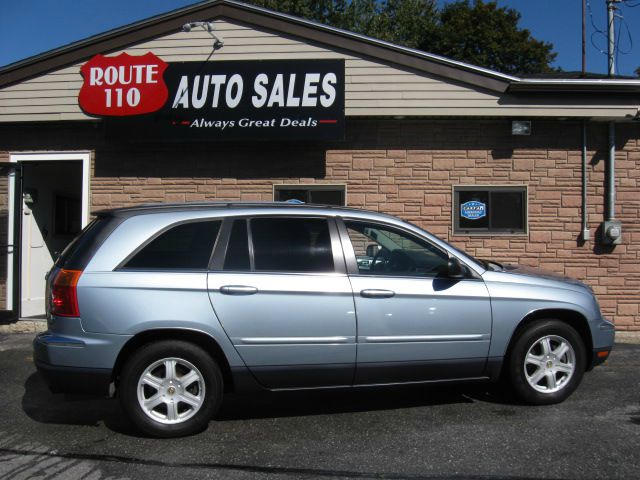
[181,21,224,50]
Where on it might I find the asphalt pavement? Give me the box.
[0,333,638,480]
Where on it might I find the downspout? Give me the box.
[581,120,589,240]
[607,121,616,221]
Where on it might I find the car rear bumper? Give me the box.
[34,358,112,395]
[33,323,131,395]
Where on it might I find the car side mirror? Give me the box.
[447,256,466,279]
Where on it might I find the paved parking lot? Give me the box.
[0,333,638,479]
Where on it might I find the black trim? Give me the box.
[484,356,504,382]
[209,217,233,270]
[230,366,267,393]
[588,347,612,370]
[249,364,355,389]
[34,360,112,396]
[355,358,486,385]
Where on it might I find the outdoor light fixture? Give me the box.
[511,120,531,136]
[182,21,224,50]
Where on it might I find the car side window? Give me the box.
[123,220,221,270]
[345,221,448,277]
[250,217,334,272]
[223,219,250,271]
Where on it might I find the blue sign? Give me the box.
[460,200,486,220]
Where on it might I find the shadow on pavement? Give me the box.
[21,372,138,435]
[23,371,518,435]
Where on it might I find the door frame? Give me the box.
[7,151,91,315]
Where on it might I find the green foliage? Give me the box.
[426,0,556,75]
[635,66,640,77]
[245,0,557,75]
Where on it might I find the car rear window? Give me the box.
[55,214,123,270]
[250,217,334,272]
[123,220,221,270]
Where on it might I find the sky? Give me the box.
[1,0,639,76]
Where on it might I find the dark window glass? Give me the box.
[274,187,345,206]
[251,218,334,272]
[55,214,123,270]
[124,221,221,270]
[492,191,524,230]
[224,219,250,271]
[346,221,449,277]
[454,187,526,234]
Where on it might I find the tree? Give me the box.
[249,0,438,49]
[245,0,557,75]
[635,66,640,77]
[426,0,557,75]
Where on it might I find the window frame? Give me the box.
[211,215,347,275]
[273,184,347,206]
[116,218,223,272]
[337,217,454,279]
[452,185,528,236]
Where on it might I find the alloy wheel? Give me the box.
[523,335,576,394]
[136,357,206,424]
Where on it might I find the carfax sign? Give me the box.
[79,53,345,141]
[460,200,486,220]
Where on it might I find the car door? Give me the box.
[207,215,356,389]
[338,218,492,385]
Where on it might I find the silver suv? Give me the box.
[34,203,615,437]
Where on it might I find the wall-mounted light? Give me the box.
[182,21,224,51]
[511,120,531,136]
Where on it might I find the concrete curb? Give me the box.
[614,331,640,344]
[0,320,46,334]
[1,319,640,343]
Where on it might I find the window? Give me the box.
[223,219,250,271]
[345,221,449,277]
[453,186,527,234]
[123,220,221,270]
[274,185,345,206]
[250,217,334,272]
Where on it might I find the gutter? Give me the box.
[508,78,640,93]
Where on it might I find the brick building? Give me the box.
[0,0,639,328]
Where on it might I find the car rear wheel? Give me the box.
[119,340,223,437]
[507,320,586,405]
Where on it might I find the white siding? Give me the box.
[0,19,637,122]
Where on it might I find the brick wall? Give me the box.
[0,119,638,328]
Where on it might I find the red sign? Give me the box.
[79,52,168,116]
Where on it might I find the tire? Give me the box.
[507,320,586,405]
[119,340,223,437]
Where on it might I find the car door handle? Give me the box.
[360,289,395,298]
[220,285,258,295]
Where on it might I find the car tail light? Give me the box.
[50,269,83,317]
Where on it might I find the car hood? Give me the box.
[498,263,587,289]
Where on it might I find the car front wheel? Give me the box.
[119,340,223,437]
[507,320,586,405]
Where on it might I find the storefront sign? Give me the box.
[79,53,345,141]
[79,53,169,116]
[460,200,486,220]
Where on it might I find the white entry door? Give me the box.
[20,199,53,317]
[10,152,90,318]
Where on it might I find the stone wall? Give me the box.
[1,118,638,328]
